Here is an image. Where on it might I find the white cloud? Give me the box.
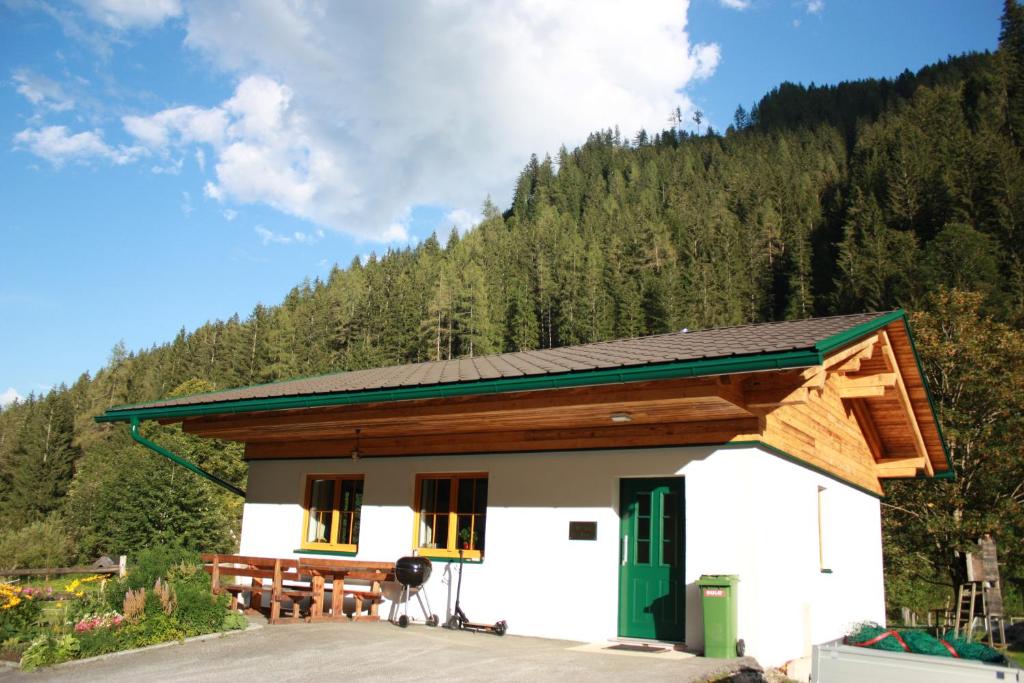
[445,208,481,235]
[13,125,144,167]
[75,0,182,30]
[254,225,323,246]
[719,0,750,9]
[254,225,291,245]
[123,105,228,148]
[222,208,237,221]
[180,190,193,216]
[0,387,22,410]
[151,157,183,174]
[12,69,75,111]
[23,2,719,242]
[381,224,409,243]
[118,0,716,241]
[806,0,824,14]
[203,181,223,200]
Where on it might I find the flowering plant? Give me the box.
[0,583,32,610]
[73,612,124,633]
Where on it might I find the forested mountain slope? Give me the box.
[2,4,1023,615]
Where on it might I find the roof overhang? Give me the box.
[95,309,952,485]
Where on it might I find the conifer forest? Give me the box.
[3,2,1024,617]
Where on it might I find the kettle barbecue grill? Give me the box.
[389,555,439,627]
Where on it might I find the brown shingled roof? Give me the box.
[124,311,892,411]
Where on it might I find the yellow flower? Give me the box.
[75,591,85,598]
[65,579,81,592]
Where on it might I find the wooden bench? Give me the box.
[202,554,302,619]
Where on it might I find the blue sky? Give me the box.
[0,0,1002,407]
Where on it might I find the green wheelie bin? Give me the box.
[697,575,741,658]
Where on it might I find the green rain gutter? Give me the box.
[129,417,246,498]
[98,347,822,423]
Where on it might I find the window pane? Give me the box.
[638,516,651,541]
[340,479,363,513]
[637,540,651,564]
[475,515,486,553]
[421,478,450,514]
[457,478,475,513]
[419,479,451,549]
[306,479,335,544]
[457,514,474,549]
[473,478,488,513]
[638,491,651,517]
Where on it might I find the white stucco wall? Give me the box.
[239,445,885,666]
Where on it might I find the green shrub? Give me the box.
[119,612,186,648]
[20,633,79,671]
[0,588,44,642]
[125,546,201,591]
[76,626,122,659]
[222,612,248,630]
[170,571,228,637]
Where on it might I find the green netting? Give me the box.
[845,623,1007,665]
[941,632,1007,664]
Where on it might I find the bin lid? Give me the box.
[697,574,740,587]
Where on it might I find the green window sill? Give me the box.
[293,548,358,557]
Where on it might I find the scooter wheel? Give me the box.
[427,614,439,627]
[446,615,461,629]
[493,621,507,636]
[398,615,409,628]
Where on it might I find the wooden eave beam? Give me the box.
[876,456,929,477]
[835,373,897,399]
[823,334,879,371]
[878,330,934,476]
[243,416,763,460]
[741,370,812,410]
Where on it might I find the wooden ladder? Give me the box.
[954,582,984,638]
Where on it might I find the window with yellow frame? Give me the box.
[300,474,364,552]
[413,473,488,559]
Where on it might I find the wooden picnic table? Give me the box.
[203,554,397,624]
[296,558,396,622]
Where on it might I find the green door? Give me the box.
[618,477,685,641]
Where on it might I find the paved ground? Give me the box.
[0,620,761,682]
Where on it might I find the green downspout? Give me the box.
[129,417,246,498]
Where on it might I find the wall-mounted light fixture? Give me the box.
[609,413,633,423]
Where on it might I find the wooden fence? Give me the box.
[0,555,127,579]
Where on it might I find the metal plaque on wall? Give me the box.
[568,521,597,541]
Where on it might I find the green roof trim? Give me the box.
[814,309,905,355]
[96,347,823,423]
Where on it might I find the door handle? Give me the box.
[621,534,628,566]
